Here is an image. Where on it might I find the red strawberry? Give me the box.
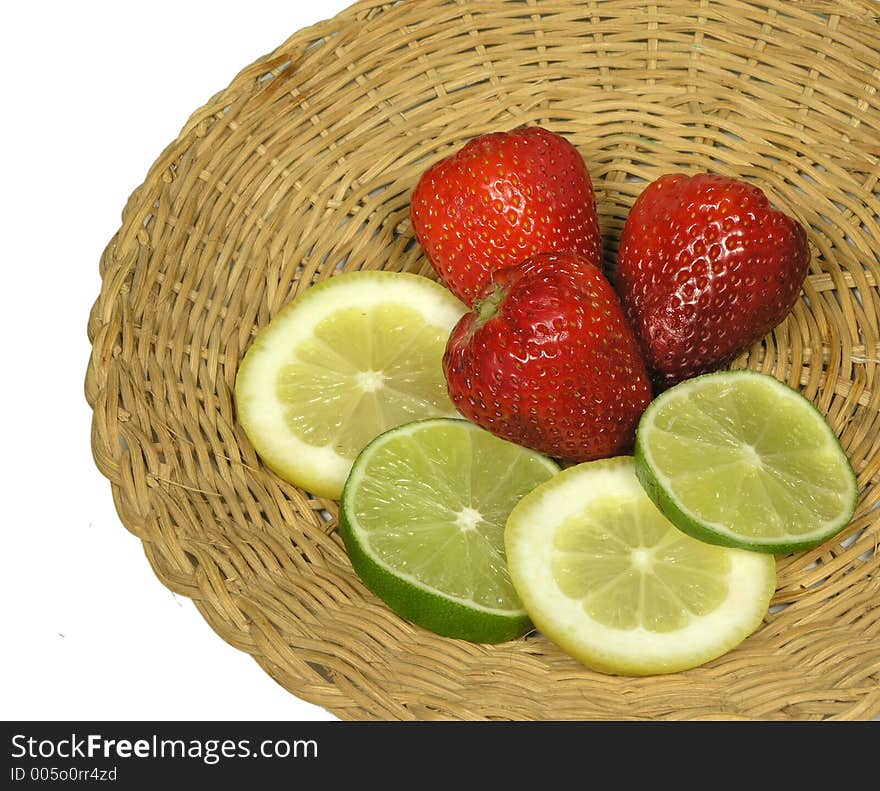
[443,252,652,462]
[411,126,602,305]
[615,172,810,388]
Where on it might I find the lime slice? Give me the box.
[634,370,859,554]
[234,271,466,499]
[340,418,560,643]
[505,456,776,675]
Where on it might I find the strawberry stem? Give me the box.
[474,284,505,327]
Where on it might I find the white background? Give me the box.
[2,1,355,721]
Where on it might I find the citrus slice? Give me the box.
[234,271,466,499]
[634,370,859,554]
[505,456,776,676]
[340,418,560,643]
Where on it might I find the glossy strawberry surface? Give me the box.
[443,252,652,462]
[616,173,810,388]
[411,126,602,305]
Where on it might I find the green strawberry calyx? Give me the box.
[474,284,506,328]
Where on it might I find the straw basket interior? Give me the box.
[85,0,880,720]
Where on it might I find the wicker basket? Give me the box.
[85,0,880,720]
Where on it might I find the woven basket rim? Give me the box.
[86,0,880,721]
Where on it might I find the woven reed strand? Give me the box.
[85,0,880,720]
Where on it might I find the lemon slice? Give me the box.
[635,370,859,553]
[234,271,466,498]
[341,418,560,643]
[505,456,776,675]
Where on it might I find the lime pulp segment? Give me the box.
[234,271,466,499]
[634,370,859,553]
[341,418,560,643]
[505,456,777,675]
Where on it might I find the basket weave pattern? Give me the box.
[86,0,880,720]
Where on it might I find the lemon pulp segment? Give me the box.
[505,457,776,675]
[234,271,466,498]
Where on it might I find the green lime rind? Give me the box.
[339,507,533,643]
[634,370,859,554]
[340,418,560,644]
